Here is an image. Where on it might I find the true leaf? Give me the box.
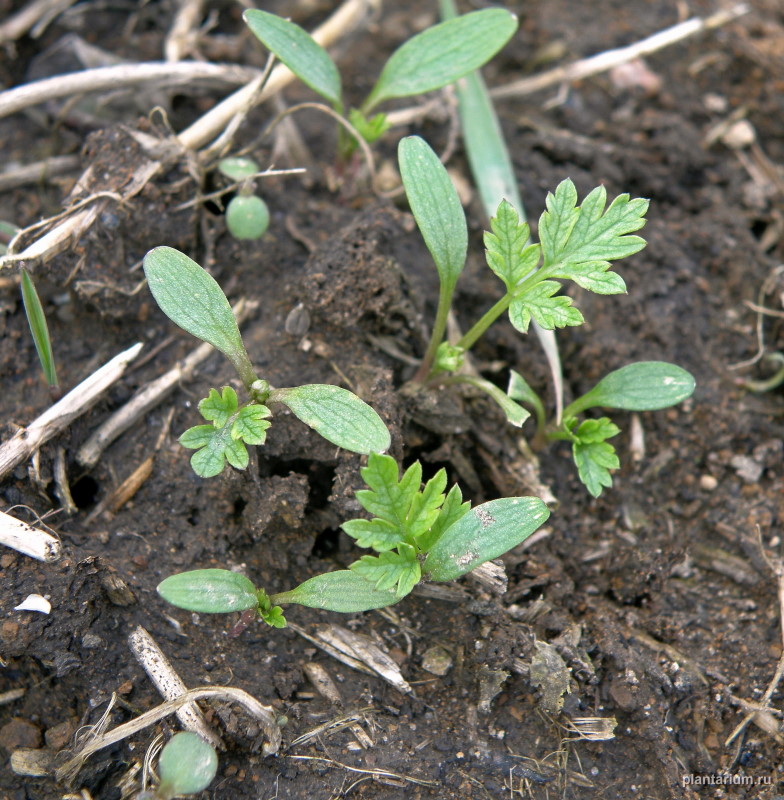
[508,281,584,332]
[573,440,620,498]
[549,260,627,294]
[566,361,696,416]
[424,497,550,581]
[258,589,287,628]
[574,417,620,444]
[243,9,342,107]
[231,404,272,445]
[341,518,401,551]
[180,422,249,477]
[398,136,467,294]
[198,386,238,427]
[416,483,469,552]
[350,543,420,598]
[272,570,399,612]
[158,732,218,796]
[484,200,540,291]
[270,384,390,454]
[364,9,517,110]
[347,108,391,144]
[143,247,256,388]
[157,569,259,613]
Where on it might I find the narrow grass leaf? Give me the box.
[453,375,530,427]
[567,361,696,415]
[364,9,517,110]
[270,384,390,454]
[399,136,467,293]
[243,9,341,107]
[424,497,550,581]
[157,569,259,613]
[20,268,58,390]
[143,247,256,387]
[158,733,218,796]
[273,570,399,612]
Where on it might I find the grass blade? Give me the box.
[20,268,58,393]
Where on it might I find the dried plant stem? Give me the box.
[0,342,143,481]
[0,509,61,562]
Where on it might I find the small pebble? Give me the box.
[699,474,718,491]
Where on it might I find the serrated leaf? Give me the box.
[567,361,696,415]
[273,570,399,612]
[350,544,421,598]
[231,404,272,445]
[243,9,341,107]
[260,605,287,628]
[157,569,259,613]
[364,9,517,110]
[416,484,469,552]
[484,200,540,291]
[424,497,550,581]
[270,384,390,454]
[408,468,448,538]
[573,440,620,497]
[508,281,584,332]
[143,247,256,387]
[550,260,627,294]
[398,136,467,294]
[198,386,238,427]
[342,518,401,552]
[574,417,620,444]
[158,732,218,796]
[180,421,249,477]
[540,180,648,272]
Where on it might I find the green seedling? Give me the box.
[143,246,390,477]
[242,7,517,156]
[398,135,695,496]
[158,452,550,625]
[138,732,218,799]
[218,157,270,241]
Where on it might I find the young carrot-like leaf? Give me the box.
[350,543,421,598]
[157,732,218,797]
[424,496,550,581]
[20,268,58,392]
[363,9,517,111]
[508,281,584,333]
[270,384,390,455]
[565,361,696,416]
[157,569,259,614]
[272,570,400,612]
[143,247,257,388]
[243,9,342,108]
[484,200,540,292]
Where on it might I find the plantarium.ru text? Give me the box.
[157,453,551,626]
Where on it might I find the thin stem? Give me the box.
[455,292,512,351]
[415,282,454,382]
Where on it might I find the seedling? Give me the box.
[398,135,695,496]
[138,732,218,799]
[157,452,550,624]
[217,157,270,241]
[242,7,517,157]
[142,246,390,477]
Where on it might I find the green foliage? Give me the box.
[143,247,391,476]
[157,454,550,622]
[347,109,391,144]
[569,418,622,498]
[218,157,259,181]
[243,9,342,108]
[225,195,270,240]
[20,268,58,392]
[484,200,540,291]
[156,732,218,798]
[508,280,584,333]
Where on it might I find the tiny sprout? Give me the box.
[225,195,270,240]
[152,732,218,799]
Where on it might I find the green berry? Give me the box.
[226,195,270,240]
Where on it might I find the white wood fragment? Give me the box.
[0,510,61,562]
[14,594,51,614]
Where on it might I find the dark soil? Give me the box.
[2,1,784,799]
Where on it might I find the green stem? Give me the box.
[455,292,512,352]
[415,281,455,382]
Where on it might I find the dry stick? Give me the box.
[0,154,80,192]
[383,3,750,131]
[56,685,281,784]
[0,0,378,271]
[77,298,257,469]
[0,509,61,562]
[0,62,263,120]
[128,626,223,750]
[0,342,143,481]
[0,0,77,44]
[165,0,204,63]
